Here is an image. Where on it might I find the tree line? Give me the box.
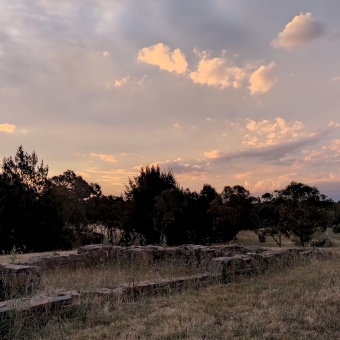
[0,146,339,252]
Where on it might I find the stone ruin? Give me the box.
[0,244,332,318]
[23,244,263,269]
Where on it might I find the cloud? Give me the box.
[114,76,130,87]
[102,51,110,57]
[134,158,210,180]
[248,62,277,95]
[205,128,330,163]
[0,123,17,133]
[243,117,305,147]
[271,12,326,50]
[137,45,274,94]
[137,43,188,74]
[235,171,253,179]
[90,153,117,162]
[333,76,340,81]
[189,53,250,89]
[76,171,90,178]
[330,139,340,152]
[0,123,26,133]
[204,150,224,159]
[104,76,130,88]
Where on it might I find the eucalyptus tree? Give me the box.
[277,182,333,246]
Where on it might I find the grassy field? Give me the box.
[234,230,294,247]
[3,251,339,340]
[2,232,340,339]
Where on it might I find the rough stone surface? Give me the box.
[207,247,331,278]
[17,244,265,269]
[0,264,41,298]
[0,290,79,316]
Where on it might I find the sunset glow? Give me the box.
[1,1,339,200]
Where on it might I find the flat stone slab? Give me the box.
[0,290,79,316]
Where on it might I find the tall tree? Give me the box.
[50,170,102,245]
[0,146,72,251]
[278,182,333,246]
[124,165,178,243]
[153,188,186,244]
[209,185,256,242]
[253,194,287,247]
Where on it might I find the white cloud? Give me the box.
[0,123,17,133]
[271,12,326,50]
[204,126,331,164]
[90,153,117,162]
[114,76,130,87]
[0,123,26,133]
[243,117,305,147]
[333,76,340,81]
[105,76,130,88]
[102,51,110,57]
[248,62,277,95]
[137,43,188,74]
[328,121,340,127]
[204,150,224,159]
[189,53,250,89]
[330,139,340,153]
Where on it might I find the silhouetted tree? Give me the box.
[253,197,287,247]
[153,188,187,244]
[209,185,255,242]
[50,170,102,245]
[277,182,333,246]
[123,165,178,243]
[86,195,127,244]
[0,146,72,251]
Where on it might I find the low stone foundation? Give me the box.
[0,246,331,318]
[22,244,263,269]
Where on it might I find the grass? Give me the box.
[2,251,339,340]
[2,234,339,339]
[326,228,340,241]
[40,259,202,295]
[235,230,294,247]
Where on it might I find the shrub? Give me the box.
[309,239,334,247]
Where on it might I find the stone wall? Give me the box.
[23,244,263,269]
[0,264,41,300]
[0,246,331,318]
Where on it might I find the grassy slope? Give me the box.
[235,230,294,247]
[13,252,338,340]
[327,228,340,241]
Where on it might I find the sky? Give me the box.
[1,0,340,200]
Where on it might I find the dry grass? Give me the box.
[326,228,340,242]
[3,251,340,340]
[40,259,202,295]
[234,230,294,248]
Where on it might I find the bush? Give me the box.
[309,239,334,247]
